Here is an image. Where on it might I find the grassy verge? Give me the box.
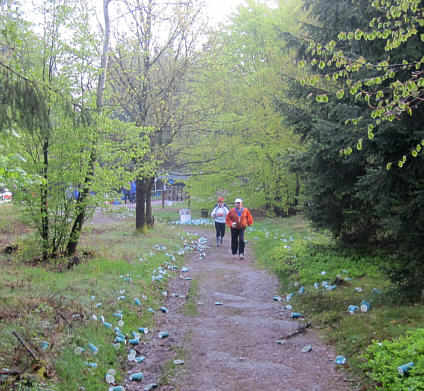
[251,214,424,391]
[0,204,197,390]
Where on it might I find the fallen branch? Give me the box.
[12,331,38,360]
[0,369,20,376]
[278,322,311,340]
[58,312,72,328]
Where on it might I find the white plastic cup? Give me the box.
[74,346,85,355]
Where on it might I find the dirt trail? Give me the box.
[126,226,353,391]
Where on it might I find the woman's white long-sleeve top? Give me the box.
[211,205,229,223]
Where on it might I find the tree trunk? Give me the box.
[66,0,111,256]
[136,178,146,231]
[146,177,154,228]
[41,137,49,261]
[161,181,165,208]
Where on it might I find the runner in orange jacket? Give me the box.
[225,198,253,259]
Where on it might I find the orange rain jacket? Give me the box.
[226,207,253,229]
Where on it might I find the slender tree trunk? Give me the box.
[41,137,49,260]
[162,181,165,208]
[66,0,111,256]
[136,178,146,231]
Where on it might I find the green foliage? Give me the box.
[0,211,193,390]
[253,215,424,388]
[362,329,424,390]
[277,0,424,296]
[0,1,151,258]
[177,0,304,216]
[268,239,384,285]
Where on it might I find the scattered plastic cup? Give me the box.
[160,307,169,313]
[138,327,148,334]
[135,356,145,363]
[127,352,136,362]
[298,286,305,294]
[158,331,169,339]
[134,298,141,306]
[360,300,371,312]
[129,338,139,346]
[273,296,282,302]
[84,361,97,368]
[291,312,302,318]
[301,345,312,353]
[88,343,98,355]
[398,362,414,376]
[347,305,358,314]
[74,346,85,355]
[143,384,158,391]
[105,373,115,384]
[109,387,125,391]
[129,372,144,381]
[334,355,346,365]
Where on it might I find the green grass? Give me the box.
[183,279,199,316]
[159,345,187,386]
[251,214,424,390]
[0,204,196,390]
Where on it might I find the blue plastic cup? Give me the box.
[134,298,141,306]
[398,362,414,376]
[360,301,371,312]
[158,331,169,339]
[129,338,139,346]
[291,312,302,318]
[88,343,98,354]
[84,361,97,368]
[348,305,359,314]
[334,355,346,365]
[129,372,144,381]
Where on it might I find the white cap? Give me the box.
[235,198,242,203]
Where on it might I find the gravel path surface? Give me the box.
[125,226,354,391]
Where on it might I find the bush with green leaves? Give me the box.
[362,328,424,390]
[267,239,385,287]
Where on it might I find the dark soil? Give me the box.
[124,226,355,391]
